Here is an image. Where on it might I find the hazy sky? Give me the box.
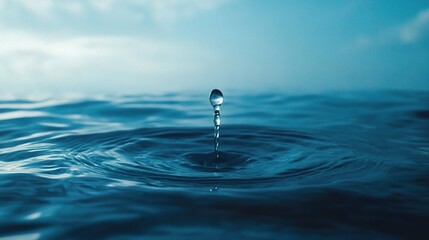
[1,0,429,97]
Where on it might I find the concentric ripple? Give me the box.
[41,125,390,189]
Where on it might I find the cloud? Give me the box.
[349,8,429,50]
[0,0,231,97]
[399,8,429,43]
[0,30,214,96]
[0,0,229,22]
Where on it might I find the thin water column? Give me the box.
[209,89,224,158]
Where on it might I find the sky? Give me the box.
[1,0,429,98]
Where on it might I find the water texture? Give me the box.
[0,91,428,239]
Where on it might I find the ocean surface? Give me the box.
[0,91,428,239]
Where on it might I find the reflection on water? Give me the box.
[0,91,428,239]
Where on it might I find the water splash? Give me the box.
[209,89,224,157]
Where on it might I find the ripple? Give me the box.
[182,151,255,173]
[31,125,390,190]
[1,93,428,239]
[0,110,47,121]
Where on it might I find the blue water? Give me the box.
[1,91,429,239]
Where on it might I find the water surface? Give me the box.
[1,91,429,239]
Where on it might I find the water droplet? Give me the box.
[209,89,224,107]
[209,89,224,158]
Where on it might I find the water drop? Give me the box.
[210,89,224,107]
[209,89,224,158]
